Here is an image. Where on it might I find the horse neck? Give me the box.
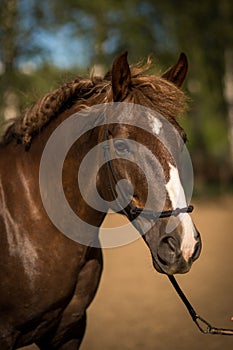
[6,105,108,229]
[36,107,107,229]
[63,131,107,229]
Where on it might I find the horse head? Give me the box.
[97,52,201,275]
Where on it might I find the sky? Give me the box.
[35,29,90,69]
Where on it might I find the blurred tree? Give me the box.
[0,0,46,121]
[45,1,158,66]
[0,0,19,121]
[152,0,233,189]
[43,0,233,188]
[0,0,232,190]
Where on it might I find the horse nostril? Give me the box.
[157,236,179,265]
[192,240,201,261]
[163,236,177,252]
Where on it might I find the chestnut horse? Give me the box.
[0,52,201,349]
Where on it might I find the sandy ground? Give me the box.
[20,196,233,350]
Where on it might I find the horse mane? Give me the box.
[2,59,187,149]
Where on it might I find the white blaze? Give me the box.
[148,112,163,135]
[165,163,197,261]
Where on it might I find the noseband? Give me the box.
[103,123,193,221]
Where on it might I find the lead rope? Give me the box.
[168,275,233,335]
[103,123,233,335]
[103,124,233,335]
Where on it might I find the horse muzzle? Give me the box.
[153,231,202,275]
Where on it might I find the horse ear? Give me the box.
[162,53,188,87]
[112,51,132,101]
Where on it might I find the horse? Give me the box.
[0,51,201,349]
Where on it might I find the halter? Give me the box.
[103,121,233,336]
[103,123,193,221]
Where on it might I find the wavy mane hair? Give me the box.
[2,55,187,150]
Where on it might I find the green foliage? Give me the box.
[0,0,232,190]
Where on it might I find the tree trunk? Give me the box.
[0,0,19,121]
[1,0,18,73]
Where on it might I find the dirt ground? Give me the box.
[20,196,233,350]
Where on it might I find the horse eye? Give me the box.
[114,139,129,154]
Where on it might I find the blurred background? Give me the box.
[0,1,233,349]
[0,0,233,194]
